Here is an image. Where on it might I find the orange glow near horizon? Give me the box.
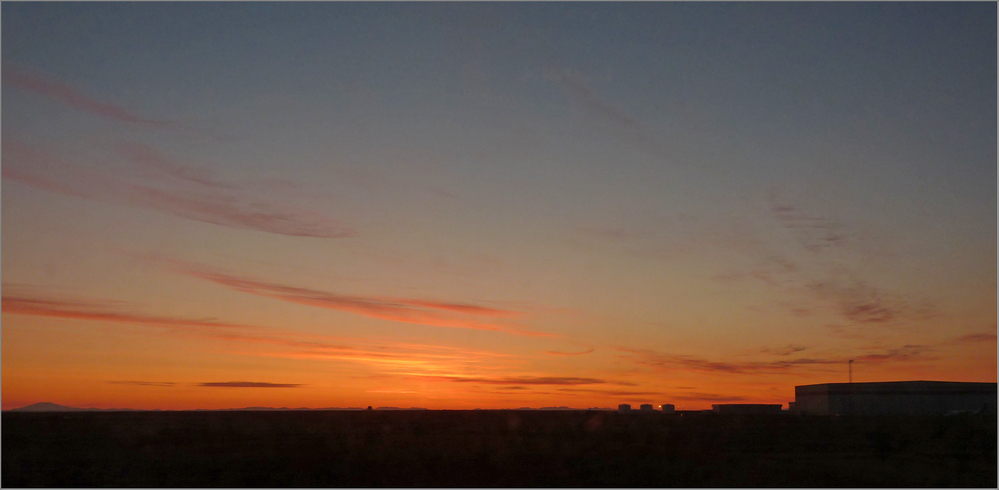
[3,291,995,411]
[2,3,995,412]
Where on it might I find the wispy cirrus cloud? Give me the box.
[170,263,551,337]
[545,68,673,162]
[582,199,931,336]
[1,140,109,199]
[550,69,644,131]
[952,332,997,344]
[416,375,625,386]
[769,199,852,255]
[552,387,749,404]
[556,387,665,397]
[108,381,176,387]
[760,344,808,356]
[2,139,353,238]
[578,227,640,241]
[806,278,933,326]
[3,67,174,127]
[571,221,699,263]
[709,191,934,332]
[2,293,256,332]
[851,344,935,363]
[199,382,301,388]
[545,347,595,356]
[114,141,232,190]
[809,280,895,324]
[669,392,746,402]
[229,340,526,376]
[614,345,934,376]
[3,287,524,376]
[657,353,832,374]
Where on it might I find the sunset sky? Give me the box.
[2,2,995,411]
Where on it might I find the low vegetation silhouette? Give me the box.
[3,409,995,487]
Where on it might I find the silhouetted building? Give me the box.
[639,404,654,412]
[618,404,631,413]
[793,381,997,416]
[661,404,675,414]
[712,404,782,414]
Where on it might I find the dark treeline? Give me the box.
[3,410,995,487]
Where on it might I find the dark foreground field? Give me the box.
[3,410,996,487]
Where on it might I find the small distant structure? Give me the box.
[639,404,654,412]
[661,404,675,414]
[618,404,632,413]
[794,381,997,416]
[712,404,783,414]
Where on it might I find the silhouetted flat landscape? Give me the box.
[3,410,995,487]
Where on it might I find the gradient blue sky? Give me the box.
[2,2,995,410]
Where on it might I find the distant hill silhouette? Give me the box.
[10,402,89,412]
[6,403,429,412]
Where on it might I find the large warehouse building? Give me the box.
[793,381,996,415]
[712,404,783,414]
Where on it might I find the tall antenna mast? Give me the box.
[849,359,854,383]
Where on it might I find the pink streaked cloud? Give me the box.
[108,381,176,387]
[413,375,626,386]
[544,68,677,164]
[169,262,552,337]
[2,288,528,374]
[851,344,935,363]
[199,382,301,388]
[760,344,809,356]
[3,67,174,127]
[545,347,595,356]
[613,345,936,376]
[114,141,232,190]
[2,139,354,238]
[203,334,528,376]
[952,332,997,344]
[2,294,257,332]
[555,387,666,398]
[769,200,852,255]
[668,392,746,402]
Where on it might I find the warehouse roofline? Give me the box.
[796,380,996,397]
